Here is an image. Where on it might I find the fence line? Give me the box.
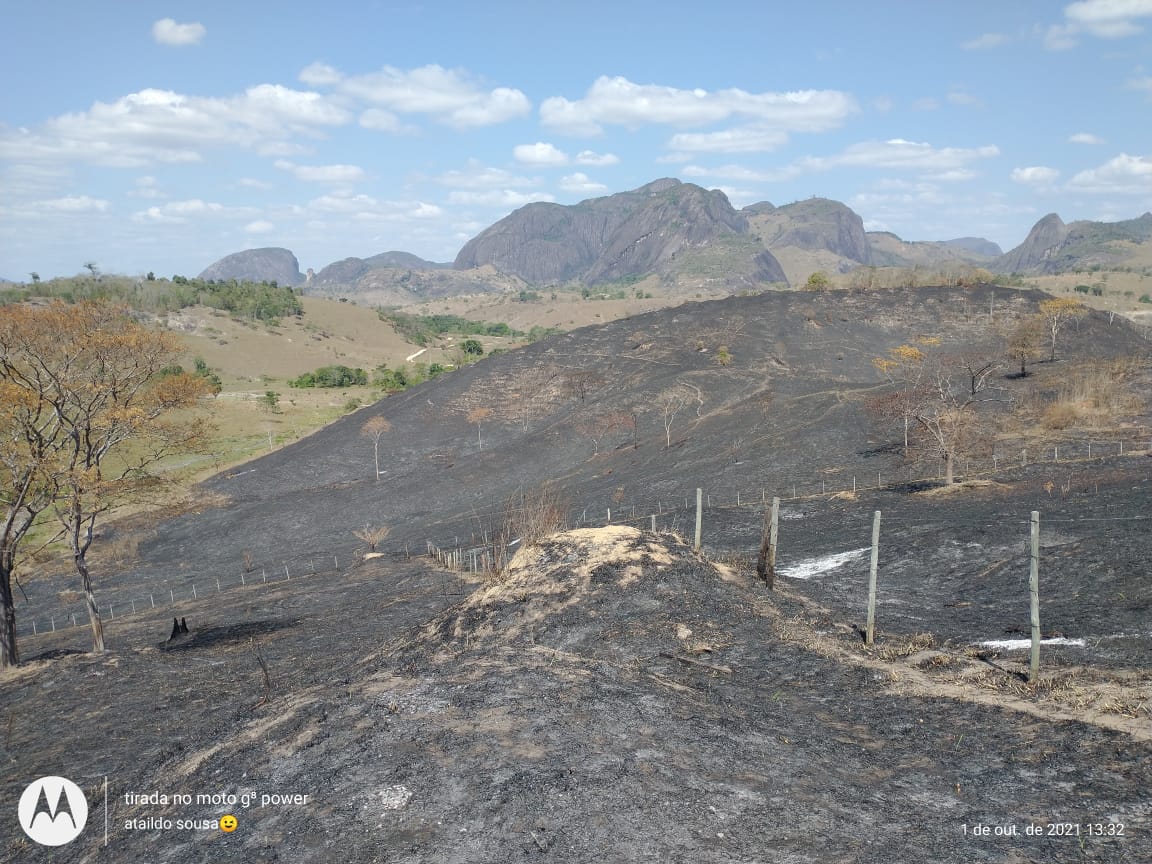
[18,432,1149,637]
[15,547,350,640]
[421,433,1152,574]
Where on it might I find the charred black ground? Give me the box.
[3,286,1150,863]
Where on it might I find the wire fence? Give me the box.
[423,431,1152,573]
[15,431,1150,639]
[13,547,355,640]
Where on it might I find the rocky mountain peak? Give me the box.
[197,247,304,285]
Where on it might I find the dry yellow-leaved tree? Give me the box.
[0,301,209,665]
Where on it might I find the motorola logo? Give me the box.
[18,776,88,846]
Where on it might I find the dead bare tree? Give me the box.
[562,370,605,405]
[871,343,998,483]
[467,406,492,451]
[359,415,392,481]
[659,392,687,448]
[575,410,637,454]
[353,524,391,552]
[655,381,706,448]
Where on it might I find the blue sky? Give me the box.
[2,0,1150,279]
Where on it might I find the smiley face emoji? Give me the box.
[220,814,238,833]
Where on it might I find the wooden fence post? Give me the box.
[1030,510,1041,683]
[694,488,703,553]
[866,510,881,646]
[756,497,780,589]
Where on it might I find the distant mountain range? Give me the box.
[196,179,1152,296]
[994,211,1152,274]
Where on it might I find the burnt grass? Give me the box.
[3,285,1151,863]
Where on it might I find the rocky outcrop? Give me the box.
[313,252,449,288]
[994,214,1069,273]
[453,179,766,285]
[751,251,789,284]
[764,198,872,265]
[197,247,304,285]
[942,237,1002,258]
[994,212,1152,274]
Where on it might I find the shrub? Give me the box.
[373,366,408,391]
[804,271,831,291]
[1042,402,1079,430]
[1140,294,1151,304]
[497,484,569,568]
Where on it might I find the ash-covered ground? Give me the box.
[4,286,1150,862]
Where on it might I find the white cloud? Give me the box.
[1067,152,1152,193]
[1069,131,1105,144]
[1045,0,1152,48]
[962,32,1009,50]
[800,139,1000,173]
[0,85,349,168]
[359,108,406,133]
[513,142,569,165]
[681,163,793,182]
[245,220,275,234]
[1065,0,1152,37]
[540,76,856,136]
[152,18,205,46]
[338,64,531,127]
[559,172,607,194]
[927,169,979,182]
[299,62,343,86]
[305,193,442,223]
[1043,24,1079,50]
[274,160,365,183]
[947,91,984,107]
[129,176,164,199]
[912,97,940,111]
[38,195,109,212]
[1011,165,1061,185]
[447,189,554,207]
[666,126,789,154]
[575,149,619,166]
[436,162,536,190]
[132,199,226,224]
[237,177,273,190]
[1128,75,1152,95]
[309,193,380,214]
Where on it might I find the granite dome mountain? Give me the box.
[196,179,1152,295]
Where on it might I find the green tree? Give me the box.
[461,339,484,356]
